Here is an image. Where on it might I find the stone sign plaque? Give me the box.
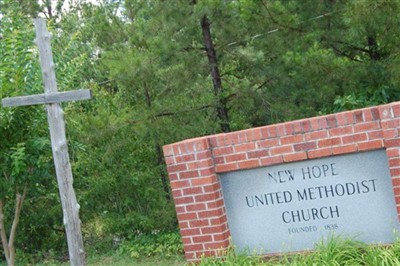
[220,149,399,254]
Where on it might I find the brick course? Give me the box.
[163,102,400,262]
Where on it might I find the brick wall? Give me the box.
[163,101,400,261]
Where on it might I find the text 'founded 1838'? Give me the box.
[219,150,398,254]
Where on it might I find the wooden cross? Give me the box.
[2,18,88,266]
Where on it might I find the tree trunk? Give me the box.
[200,15,231,133]
[0,186,27,266]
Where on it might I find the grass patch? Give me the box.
[4,234,400,265]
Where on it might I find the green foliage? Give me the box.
[2,0,400,263]
[197,236,400,266]
[118,231,184,259]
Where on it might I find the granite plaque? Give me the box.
[220,149,399,254]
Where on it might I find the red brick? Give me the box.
[354,110,363,123]
[181,228,200,237]
[195,193,217,202]
[332,144,358,155]
[284,123,294,135]
[215,163,239,173]
[191,176,217,186]
[170,180,190,189]
[265,126,277,138]
[387,148,400,158]
[336,113,348,126]
[305,130,328,141]
[301,120,312,132]
[198,167,215,177]
[283,152,307,162]
[385,139,400,148]
[383,129,398,139]
[210,216,227,225]
[174,196,194,205]
[184,252,196,260]
[193,235,212,243]
[379,105,393,119]
[394,104,400,117]
[354,122,380,132]
[177,212,197,221]
[364,107,379,121]
[329,126,353,137]
[230,132,247,144]
[261,155,284,166]
[391,168,400,177]
[214,156,225,164]
[213,231,231,241]
[395,195,400,203]
[172,190,182,198]
[176,154,195,163]
[201,225,227,235]
[213,146,233,156]
[276,124,286,136]
[196,150,212,160]
[186,203,206,212]
[247,149,269,159]
[318,137,341,147]
[165,156,175,165]
[187,159,213,169]
[368,130,383,140]
[182,237,192,245]
[203,183,221,193]
[207,199,224,209]
[358,140,384,151]
[225,153,247,162]
[163,145,174,157]
[233,142,256,153]
[382,119,400,129]
[176,206,185,213]
[184,244,204,252]
[189,219,210,228]
[310,117,321,130]
[308,148,332,159]
[204,241,229,250]
[178,142,194,154]
[194,138,210,152]
[183,187,203,195]
[257,138,279,148]
[293,122,302,133]
[281,135,303,145]
[319,117,328,129]
[238,159,260,169]
[342,133,368,144]
[178,221,189,229]
[168,173,178,181]
[247,128,263,141]
[167,163,187,173]
[270,145,293,155]
[294,142,317,152]
[179,170,200,179]
[326,115,337,128]
[198,209,222,219]
[389,158,400,168]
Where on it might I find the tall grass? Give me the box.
[196,236,400,266]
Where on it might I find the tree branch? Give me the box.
[8,185,28,265]
[261,0,304,33]
[0,200,11,265]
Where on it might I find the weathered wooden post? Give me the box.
[2,18,89,265]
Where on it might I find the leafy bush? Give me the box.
[118,231,184,259]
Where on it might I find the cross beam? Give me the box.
[2,89,91,107]
[1,18,88,266]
